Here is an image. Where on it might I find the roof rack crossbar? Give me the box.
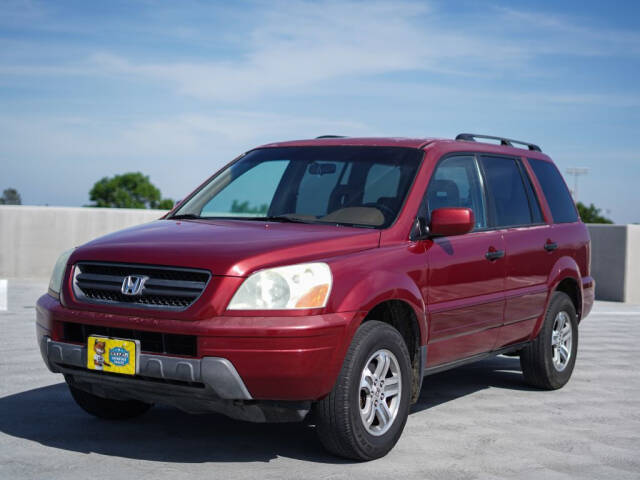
[315,135,346,139]
[455,133,541,152]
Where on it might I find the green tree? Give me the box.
[576,201,613,224]
[0,188,22,205]
[88,172,173,209]
[230,199,268,214]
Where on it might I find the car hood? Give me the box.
[70,218,381,276]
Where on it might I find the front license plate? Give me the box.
[87,336,139,376]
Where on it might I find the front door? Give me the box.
[422,154,506,366]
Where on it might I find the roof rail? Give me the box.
[455,133,541,152]
[316,135,346,139]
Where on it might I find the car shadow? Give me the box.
[0,356,532,463]
[412,355,536,413]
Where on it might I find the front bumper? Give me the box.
[36,294,361,406]
[41,337,252,399]
[39,335,311,422]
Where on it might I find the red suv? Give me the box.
[36,133,594,460]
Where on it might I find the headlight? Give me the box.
[48,248,75,297]
[228,262,332,310]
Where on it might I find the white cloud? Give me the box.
[0,111,367,161]
[89,1,541,100]
[3,1,639,101]
[86,1,440,100]
[494,7,640,57]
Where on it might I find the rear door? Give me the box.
[424,154,506,366]
[479,155,554,347]
[527,158,582,264]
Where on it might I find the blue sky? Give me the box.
[1,0,639,222]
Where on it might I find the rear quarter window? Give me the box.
[528,158,578,224]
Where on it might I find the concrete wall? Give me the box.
[587,225,628,302]
[1,206,638,302]
[587,224,640,303]
[0,206,167,278]
[624,225,640,304]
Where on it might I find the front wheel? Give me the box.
[314,320,412,461]
[520,291,579,390]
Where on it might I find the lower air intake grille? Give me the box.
[72,262,211,311]
[62,322,197,356]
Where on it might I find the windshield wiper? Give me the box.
[246,215,314,224]
[169,213,202,220]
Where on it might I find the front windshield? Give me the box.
[172,146,422,229]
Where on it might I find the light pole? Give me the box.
[565,167,589,201]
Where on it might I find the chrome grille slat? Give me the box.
[72,262,211,311]
[76,281,122,292]
[75,272,123,284]
[144,278,206,289]
[140,287,200,298]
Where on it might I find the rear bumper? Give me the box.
[36,294,361,402]
[582,276,595,319]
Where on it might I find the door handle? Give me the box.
[544,242,558,252]
[485,249,505,261]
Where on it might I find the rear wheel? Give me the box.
[67,383,153,420]
[520,291,578,389]
[314,321,412,461]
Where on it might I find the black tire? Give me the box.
[520,291,579,390]
[314,320,412,461]
[68,384,153,420]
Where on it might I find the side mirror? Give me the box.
[429,207,474,236]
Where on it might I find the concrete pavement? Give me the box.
[1,279,639,479]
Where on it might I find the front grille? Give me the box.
[62,322,198,356]
[72,262,211,310]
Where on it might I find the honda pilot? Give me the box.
[36,133,594,460]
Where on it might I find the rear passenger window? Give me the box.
[481,156,533,227]
[528,158,578,223]
[519,162,544,224]
[428,155,487,229]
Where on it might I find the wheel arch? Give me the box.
[554,277,581,320]
[532,256,583,339]
[360,298,425,404]
[334,272,427,404]
[336,272,427,350]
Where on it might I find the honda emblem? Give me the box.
[121,275,149,296]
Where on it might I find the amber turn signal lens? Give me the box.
[295,284,329,308]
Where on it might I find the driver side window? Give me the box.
[428,155,487,229]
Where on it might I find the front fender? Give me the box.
[333,270,427,348]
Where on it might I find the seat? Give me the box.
[428,179,460,211]
[376,196,399,212]
[328,185,360,213]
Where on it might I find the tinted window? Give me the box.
[363,164,401,203]
[428,155,487,229]
[174,146,421,229]
[201,160,289,216]
[296,162,343,216]
[519,162,544,224]
[528,158,578,223]
[481,156,533,227]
